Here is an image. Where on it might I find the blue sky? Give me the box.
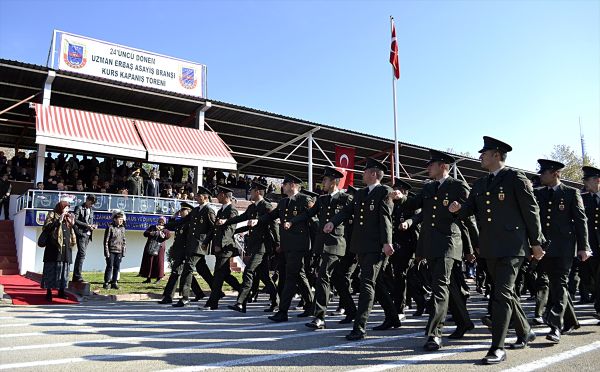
[1,0,598,171]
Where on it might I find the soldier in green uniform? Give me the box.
[397,150,476,350]
[450,136,543,365]
[534,159,590,342]
[580,166,600,319]
[164,187,217,307]
[203,186,241,309]
[254,174,314,322]
[325,158,394,341]
[158,202,204,304]
[300,188,320,311]
[288,167,352,329]
[224,181,280,313]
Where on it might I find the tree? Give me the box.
[547,144,597,182]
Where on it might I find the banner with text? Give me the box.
[54,31,206,97]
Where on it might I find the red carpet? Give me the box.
[0,275,78,305]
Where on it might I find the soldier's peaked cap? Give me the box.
[364,158,387,172]
[250,181,268,190]
[217,185,234,194]
[392,177,412,190]
[283,173,303,184]
[537,159,565,174]
[180,202,194,210]
[582,166,600,179]
[426,150,455,165]
[479,136,512,153]
[197,186,213,197]
[300,189,319,198]
[323,166,345,179]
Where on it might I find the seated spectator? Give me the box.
[16,168,31,182]
[36,181,44,190]
[56,182,66,191]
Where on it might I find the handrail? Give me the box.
[16,189,199,216]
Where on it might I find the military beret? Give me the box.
[537,159,565,174]
[197,186,213,197]
[364,158,388,172]
[283,173,303,184]
[479,136,513,153]
[250,181,268,190]
[323,166,345,179]
[180,201,194,210]
[300,189,319,199]
[582,166,600,179]
[346,185,357,195]
[392,177,412,190]
[426,150,455,165]
[216,185,234,194]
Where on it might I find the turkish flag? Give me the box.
[390,19,400,79]
[335,145,355,189]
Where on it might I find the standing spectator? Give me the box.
[145,170,160,197]
[226,172,236,186]
[72,195,97,282]
[0,173,11,220]
[162,184,175,198]
[139,216,171,283]
[40,201,76,301]
[127,169,143,196]
[103,211,127,289]
[0,151,6,165]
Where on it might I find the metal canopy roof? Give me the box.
[0,58,565,190]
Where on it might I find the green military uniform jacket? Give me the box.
[166,204,216,257]
[458,167,543,258]
[262,192,312,253]
[330,184,393,254]
[582,191,600,256]
[204,204,239,256]
[226,199,280,254]
[292,191,353,256]
[535,184,589,257]
[402,177,472,260]
[392,201,420,257]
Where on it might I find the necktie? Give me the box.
[432,181,439,194]
[548,187,554,200]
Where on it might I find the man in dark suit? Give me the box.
[224,181,280,313]
[0,173,11,220]
[290,167,353,330]
[534,159,590,342]
[580,166,600,320]
[203,186,241,309]
[145,170,160,197]
[398,150,476,350]
[72,195,97,282]
[255,174,314,322]
[450,136,544,365]
[163,187,216,307]
[325,158,394,341]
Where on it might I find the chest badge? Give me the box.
[369,204,375,211]
[498,192,505,201]
[559,203,565,211]
[443,199,449,207]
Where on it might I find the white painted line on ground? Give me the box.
[501,340,600,372]
[0,326,349,370]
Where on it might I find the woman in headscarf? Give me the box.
[40,200,76,301]
[139,216,171,283]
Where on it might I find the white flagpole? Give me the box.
[391,16,400,178]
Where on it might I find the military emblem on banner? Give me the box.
[179,67,198,89]
[35,211,48,226]
[63,40,87,69]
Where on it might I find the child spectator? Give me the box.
[103,210,126,289]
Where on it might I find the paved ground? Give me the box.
[1,288,599,372]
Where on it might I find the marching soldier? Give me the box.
[252,174,314,322]
[158,201,204,304]
[450,136,543,365]
[397,150,476,351]
[203,186,241,309]
[290,167,353,329]
[165,187,216,307]
[324,158,394,341]
[390,178,421,319]
[224,181,280,313]
[580,166,600,319]
[300,188,321,310]
[533,159,590,342]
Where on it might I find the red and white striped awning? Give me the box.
[135,120,237,169]
[34,104,147,159]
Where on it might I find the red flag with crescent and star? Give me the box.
[335,145,355,189]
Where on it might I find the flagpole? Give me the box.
[391,16,400,178]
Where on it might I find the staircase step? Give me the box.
[0,268,19,275]
[0,261,18,270]
[0,241,16,248]
[0,256,18,263]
